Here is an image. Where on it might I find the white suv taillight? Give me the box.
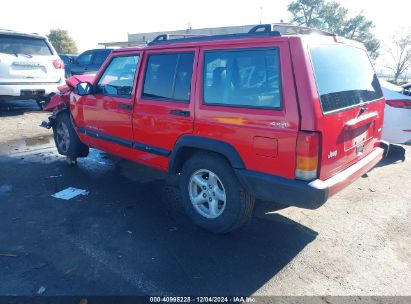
[386,99,411,109]
[295,132,320,181]
[52,59,65,69]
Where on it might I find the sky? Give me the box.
[1,0,410,70]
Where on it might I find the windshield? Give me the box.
[0,35,53,56]
[310,44,383,113]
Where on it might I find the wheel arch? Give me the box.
[168,136,245,175]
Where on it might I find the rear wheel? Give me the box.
[52,112,89,161]
[179,153,255,233]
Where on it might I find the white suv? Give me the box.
[0,30,65,107]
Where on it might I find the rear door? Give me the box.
[308,44,385,180]
[0,34,60,83]
[132,48,197,159]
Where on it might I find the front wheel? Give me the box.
[179,153,255,234]
[52,112,89,160]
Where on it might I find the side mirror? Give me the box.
[76,82,92,96]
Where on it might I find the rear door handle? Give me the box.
[170,109,190,117]
[118,104,132,110]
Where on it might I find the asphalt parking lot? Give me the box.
[0,100,410,297]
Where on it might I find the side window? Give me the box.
[76,52,93,65]
[142,52,194,102]
[95,55,139,98]
[93,51,110,65]
[203,48,282,109]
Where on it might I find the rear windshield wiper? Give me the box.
[13,53,33,58]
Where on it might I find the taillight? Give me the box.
[52,59,65,69]
[295,132,320,181]
[386,100,411,109]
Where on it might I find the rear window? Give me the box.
[310,45,383,113]
[0,35,52,56]
[142,52,195,102]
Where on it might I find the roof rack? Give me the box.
[148,26,280,46]
[147,23,334,46]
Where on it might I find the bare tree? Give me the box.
[385,30,411,83]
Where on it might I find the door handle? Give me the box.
[170,109,190,117]
[118,104,132,110]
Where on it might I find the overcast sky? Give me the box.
[1,0,409,69]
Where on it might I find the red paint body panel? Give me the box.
[44,33,386,202]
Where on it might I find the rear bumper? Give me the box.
[236,146,386,209]
[0,81,64,99]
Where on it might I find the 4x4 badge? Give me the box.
[269,121,289,128]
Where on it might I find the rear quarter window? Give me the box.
[203,48,282,109]
[310,44,383,113]
[0,35,52,56]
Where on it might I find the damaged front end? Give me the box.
[40,75,94,129]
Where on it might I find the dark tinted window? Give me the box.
[76,52,92,64]
[310,45,383,113]
[142,53,194,102]
[203,48,282,109]
[96,55,139,97]
[0,35,52,56]
[93,51,110,65]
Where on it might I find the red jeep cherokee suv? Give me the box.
[43,24,388,233]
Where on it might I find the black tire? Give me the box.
[52,111,89,159]
[179,152,255,234]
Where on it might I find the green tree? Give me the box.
[47,29,78,54]
[288,0,380,60]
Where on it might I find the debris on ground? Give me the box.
[37,286,46,295]
[369,187,377,192]
[52,187,89,200]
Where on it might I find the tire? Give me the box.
[179,152,255,234]
[52,112,89,159]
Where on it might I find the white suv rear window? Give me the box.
[0,35,52,56]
